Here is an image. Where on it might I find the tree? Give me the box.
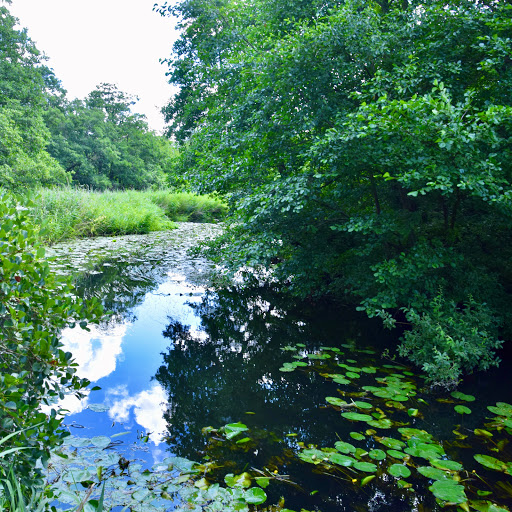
[159,0,512,385]
[0,6,70,189]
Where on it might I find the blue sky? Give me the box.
[10,0,178,132]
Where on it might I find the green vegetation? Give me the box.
[25,188,226,244]
[157,0,512,385]
[0,194,103,496]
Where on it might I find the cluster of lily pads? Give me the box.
[278,343,512,511]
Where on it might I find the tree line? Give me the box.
[156,0,512,386]
[0,5,177,191]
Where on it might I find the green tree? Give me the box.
[0,6,70,188]
[160,0,512,384]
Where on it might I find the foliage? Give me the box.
[0,7,70,189]
[157,0,512,384]
[399,294,502,387]
[26,187,226,244]
[0,193,103,486]
[43,84,179,190]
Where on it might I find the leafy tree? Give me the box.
[0,6,70,188]
[159,0,512,384]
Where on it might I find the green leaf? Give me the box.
[334,441,356,454]
[244,487,267,504]
[368,449,386,461]
[454,405,471,415]
[417,466,452,480]
[388,464,411,478]
[341,412,373,422]
[353,461,377,473]
[428,480,467,504]
[450,391,475,402]
[225,422,249,440]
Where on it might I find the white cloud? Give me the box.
[59,323,128,382]
[106,384,167,445]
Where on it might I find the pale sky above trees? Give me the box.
[10,0,177,132]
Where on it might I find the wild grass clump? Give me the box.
[26,187,226,244]
[147,190,227,222]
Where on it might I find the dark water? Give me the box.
[48,225,512,512]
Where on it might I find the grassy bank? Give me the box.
[26,188,227,244]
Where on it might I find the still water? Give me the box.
[47,224,512,511]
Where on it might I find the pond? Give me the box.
[46,224,512,512]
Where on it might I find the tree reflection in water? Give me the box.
[154,286,405,512]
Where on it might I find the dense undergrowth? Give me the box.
[24,188,227,245]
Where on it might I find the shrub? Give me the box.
[0,193,103,486]
[398,293,502,388]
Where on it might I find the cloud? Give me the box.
[59,323,128,382]
[106,384,168,445]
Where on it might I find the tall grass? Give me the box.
[26,188,227,245]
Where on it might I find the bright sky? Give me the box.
[9,0,178,133]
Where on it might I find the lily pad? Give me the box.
[454,405,472,415]
[91,435,111,449]
[451,391,475,402]
[325,397,348,407]
[335,441,356,454]
[387,450,407,459]
[244,487,267,505]
[405,442,445,460]
[429,480,467,504]
[341,412,373,422]
[353,461,377,473]
[354,401,373,409]
[487,402,512,418]
[430,459,463,471]
[332,375,351,385]
[350,432,366,441]
[367,418,393,429]
[377,437,406,450]
[368,449,386,461]
[388,464,411,478]
[346,371,360,379]
[329,453,356,467]
[299,448,328,464]
[417,466,452,480]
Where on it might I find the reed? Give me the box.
[26,187,227,245]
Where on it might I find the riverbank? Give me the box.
[24,187,227,245]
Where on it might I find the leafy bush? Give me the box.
[0,193,103,485]
[398,294,502,388]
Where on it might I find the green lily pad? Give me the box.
[325,397,348,407]
[307,353,331,360]
[335,441,356,454]
[350,432,366,441]
[487,402,512,417]
[388,464,411,478]
[244,487,267,504]
[377,437,406,450]
[346,371,360,379]
[398,428,433,443]
[255,477,270,488]
[329,453,356,467]
[332,375,351,385]
[429,480,467,504]
[341,412,373,422]
[430,459,463,471]
[451,391,475,402]
[298,448,328,464]
[361,366,377,374]
[354,401,373,409]
[405,442,445,460]
[387,450,407,459]
[368,449,386,461]
[353,461,377,473]
[367,418,393,429]
[417,466,452,480]
[454,405,472,415]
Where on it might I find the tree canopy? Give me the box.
[157,0,512,385]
